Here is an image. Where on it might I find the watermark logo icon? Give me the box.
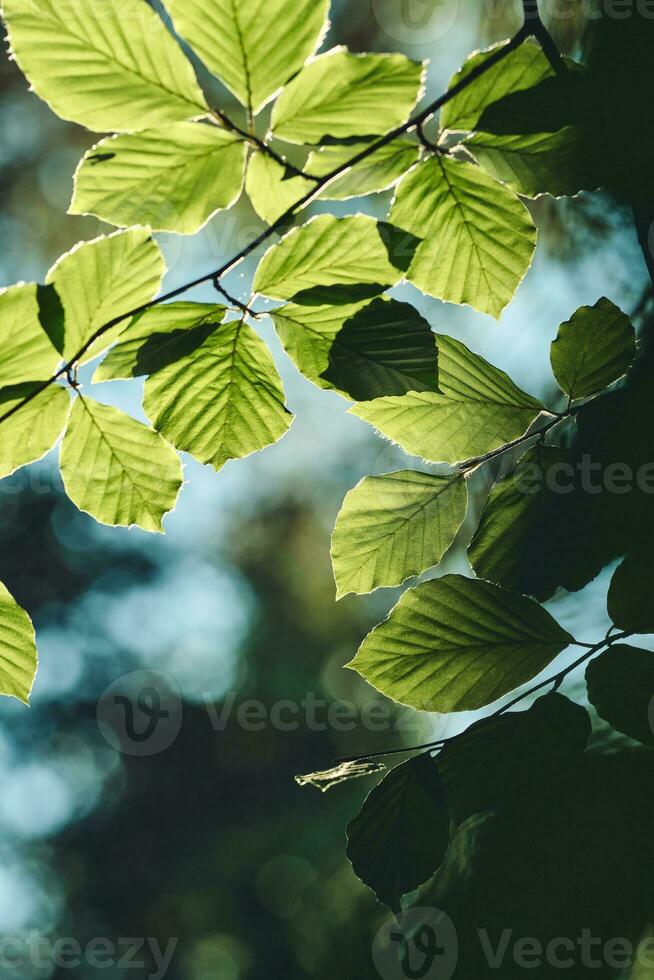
[373,908,458,980]
[372,0,459,44]
[97,670,182,756]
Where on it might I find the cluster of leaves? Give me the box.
[0,0,652,928]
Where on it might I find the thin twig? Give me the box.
[522,0,565,75]
[212,278,259,318]
[458,410,572,475]
[211,108,320,181]
[0,15,544,430]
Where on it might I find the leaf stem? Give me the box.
[210,108,320,181]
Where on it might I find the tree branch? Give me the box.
[0,12,553,430]
[522,0,565,75]
[210,108,320,182]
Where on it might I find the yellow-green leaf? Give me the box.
[60,396,183,532]
[389,155,537,318]
[271,49,424,145]
[0,283,61,386]
[3,0,208,133]
[332,471,467,597]
[46,230,165,362]
[0,581,38,704]
[163,0,329,115]
[70,124,247,234]
[143,318,293,471]
[0,383,71,479]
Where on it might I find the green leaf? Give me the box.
[271,49,424,145]
[468,447,571,599]
[350,334,543,464]
[466,127,594,199]
[245,152,312,226]
[438,693,590,823]
[346,754,449,910]
[163,0,329,116]
[347,574,573,713]
[46,230,165,362]
[309,140,421,200]
[93,303,226,382]
[60,396,183,532]
[143,317,293,472]
[0,581,38,704]
[550,297,636,400]
[3,0,207,133]
[253,215,401,301]
[70,124,247,234]
[389,155,537,318]
[440,38,552,133]
[0,283,61,386]
[0,383,71,479]
[272,297,438,401]
[608,551,654,634]
[586,645,654,746]
[332,472,467,597]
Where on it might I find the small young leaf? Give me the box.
[0,384,71,479]
[586,645,654,746]
[3,0,207,133]
[550,297,635,400]
[93,303,226,382]
[346,754,449,910]
[245,153,312,226]
[332,472,467,597]
[163,0,329,115]
[608,550,654,634]
[60,396,183,533]
[46,230,165,362]
[440,38,553,133]
[389,155,537,318]
[271,49,424,144]
[70,125,247,234]
[272,297,438,401]
[347,574,573,713]
[351,334,543,464]
[253,215,401,301]
[0,581,38,704]
[143,318,292,472]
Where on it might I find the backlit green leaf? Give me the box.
[46,230,165,362]
[70,124,247,234]
[586,645,654,746]
[0,581,38,704]
[350,334,543,464]
[346,754,449,910]
[389,155,537,318]
[60,396,183,532]
[143,317,292,471]
[550,297,636,400]
[3,0,207,133]
[440,38,552,133]
[245,152,312,226]
[0,283,61,386]
[273,297,437,401]
[347,574,573,712]
[163,0,329,115]
[0,383,71,479]
[254,215,401,301]
[332,471,467,597]
[93,303,226,382]
[271,49,424,145]
[466,127,594,199]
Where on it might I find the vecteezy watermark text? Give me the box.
[0,934,177,979]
